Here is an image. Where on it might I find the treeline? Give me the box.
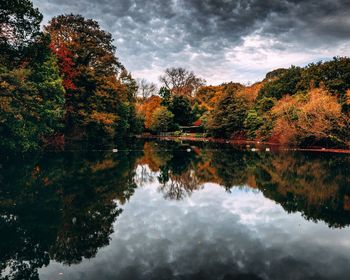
[138,59,350,148]
[2,1,350,152]
[0,0,141,152]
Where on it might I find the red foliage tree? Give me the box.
[49,41,76,92]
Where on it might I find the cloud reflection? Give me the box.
[40,182,350,280]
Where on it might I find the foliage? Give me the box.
[45,14,137,141]
[49,41,76,90]
[1,1,350,150]
[195,85,225,112]
[271,88,345,146]
[149,106,175,132]
[206,88,250,138]
[0,46,65,152]
[138,95,162,130]
[244,110,263,139]
[167,95,194,126]
[0,0,43,64]
[258,66,302,100]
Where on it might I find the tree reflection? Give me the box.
[0,150,140,279]
[1,140,350,279]
[254,152,350,228]
[139,140,350,228]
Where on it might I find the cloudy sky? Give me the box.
[32,0,350,85]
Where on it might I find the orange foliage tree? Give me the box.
[271,88,344,146]
[137,95,162,130]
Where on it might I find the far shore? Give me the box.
[138,135,350,154]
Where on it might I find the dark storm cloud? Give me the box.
[33,0,350,83]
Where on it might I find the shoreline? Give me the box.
[138,135,350,154]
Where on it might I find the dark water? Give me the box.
[1,140,350,280]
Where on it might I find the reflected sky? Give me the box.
[39,166,350,280]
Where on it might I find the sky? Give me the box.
[32,0,350,85]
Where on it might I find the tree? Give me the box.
[297,57,350,111]
[150,106,175,132]
[271,88,345,146]
[119,69,138,101]
[258,66,302,100]
[0,0,43,64]
[45,14,136,141]
[137,79,157,99]
[206,86,249,138]
[45,14,121,76]
[159,67,205,97]
[167,95,194,126]
[159,86,171,107]
[0,46,65,152]
[49,41,76,91]
[195,85,225,111]
[138,95,162,130]
[244,110,263,139]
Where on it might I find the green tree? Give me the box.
[244,110,263,139]
[0,48,65,152]
[150,106,175,132]
[206,90,250,138]
[167,95,194,126]
[258,66,302,100]
[159,87,171,106]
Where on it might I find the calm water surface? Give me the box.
[1,140,350,280]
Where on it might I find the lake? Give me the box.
[1,140,350,280]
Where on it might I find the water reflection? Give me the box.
[0,150,140,279]
[0,140,349,279]
[137,141,350,228]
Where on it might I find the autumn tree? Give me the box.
[297,57,350,111]
[138,95,162,130]
[159,67,205,97]
[271,88,345,146]
[49,41,76,91]
[45,14,138,141]
[195,85,225,112]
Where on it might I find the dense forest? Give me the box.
[138,62,350,148]
[1,0,350,152]
[0,0,141,152]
